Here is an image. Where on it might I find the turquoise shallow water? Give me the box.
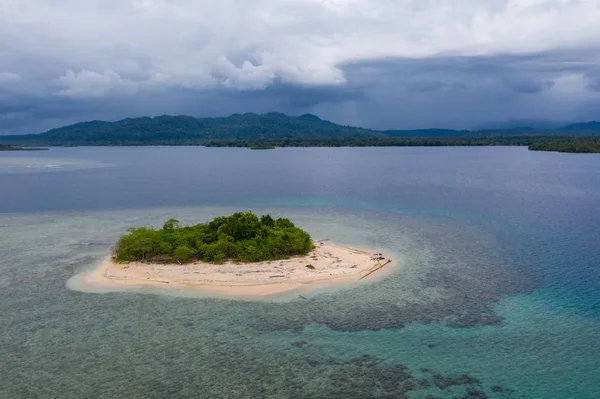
[1,147,599,398]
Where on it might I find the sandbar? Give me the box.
[79,241,395,298]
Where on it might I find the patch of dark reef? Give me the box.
[245,275,530,334]
[243,219,536,334]
[490,385,515,394]
[433,374,480,389]
[464,387,489,399]
[283,354,510,398]
[1,252,518,398]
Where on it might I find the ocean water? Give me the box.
[0,146,599,398]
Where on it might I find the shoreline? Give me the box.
[74,241,397,298]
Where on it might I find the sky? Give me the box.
[1,0,600,134]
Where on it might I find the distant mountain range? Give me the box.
[474,118,569,131]
[1,113,599,146]
[558,121,600,131]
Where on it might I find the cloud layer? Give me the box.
[1,0,600,133]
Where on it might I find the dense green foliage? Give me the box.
[114,212,315,264]
[529,140,600,153]
[249,144,277,150]
[201,136,599,148]
[1,112,599,147]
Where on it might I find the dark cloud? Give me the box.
[319,49,600,129]
[2,1,600,133]
[503,77,555,93]
[2,49,600,134]
[234,82,366,108]
[585,73,600,92]
[404,80,449,93]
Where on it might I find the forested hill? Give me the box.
[0,113,380,146]
[1,112,600,146]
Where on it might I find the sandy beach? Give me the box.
[80,241,395,297]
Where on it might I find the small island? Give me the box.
[0,144,48,151]
[529,140,600,153]
[249,144,276,150]
[81,212,394,297]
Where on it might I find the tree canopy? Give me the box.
[528,139,600,153]
[113,211,314,264]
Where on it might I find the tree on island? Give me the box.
[114,211,314,264]
[528,139,600,153]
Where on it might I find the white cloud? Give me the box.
[1,0,599,92]
[0,72,21,85]
[216,57,276,90]
[53,69,137,99]
[2,0,600,133]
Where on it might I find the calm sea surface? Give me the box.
[0,146,599,398]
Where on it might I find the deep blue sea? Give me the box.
[1,146,599,398]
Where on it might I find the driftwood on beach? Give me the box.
[360,259,392,280]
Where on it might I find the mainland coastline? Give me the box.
[80,241,395,297]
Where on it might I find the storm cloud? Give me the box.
[1,0,600,133]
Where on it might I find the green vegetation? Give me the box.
[1,112,599,147]
[249,144,276,150]
[113,211,314,264]
[529,140,600,153]
[0,113,378,146]
[0,144,47,151]
[200,136,599,148]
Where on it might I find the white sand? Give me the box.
[81,241,395,297]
